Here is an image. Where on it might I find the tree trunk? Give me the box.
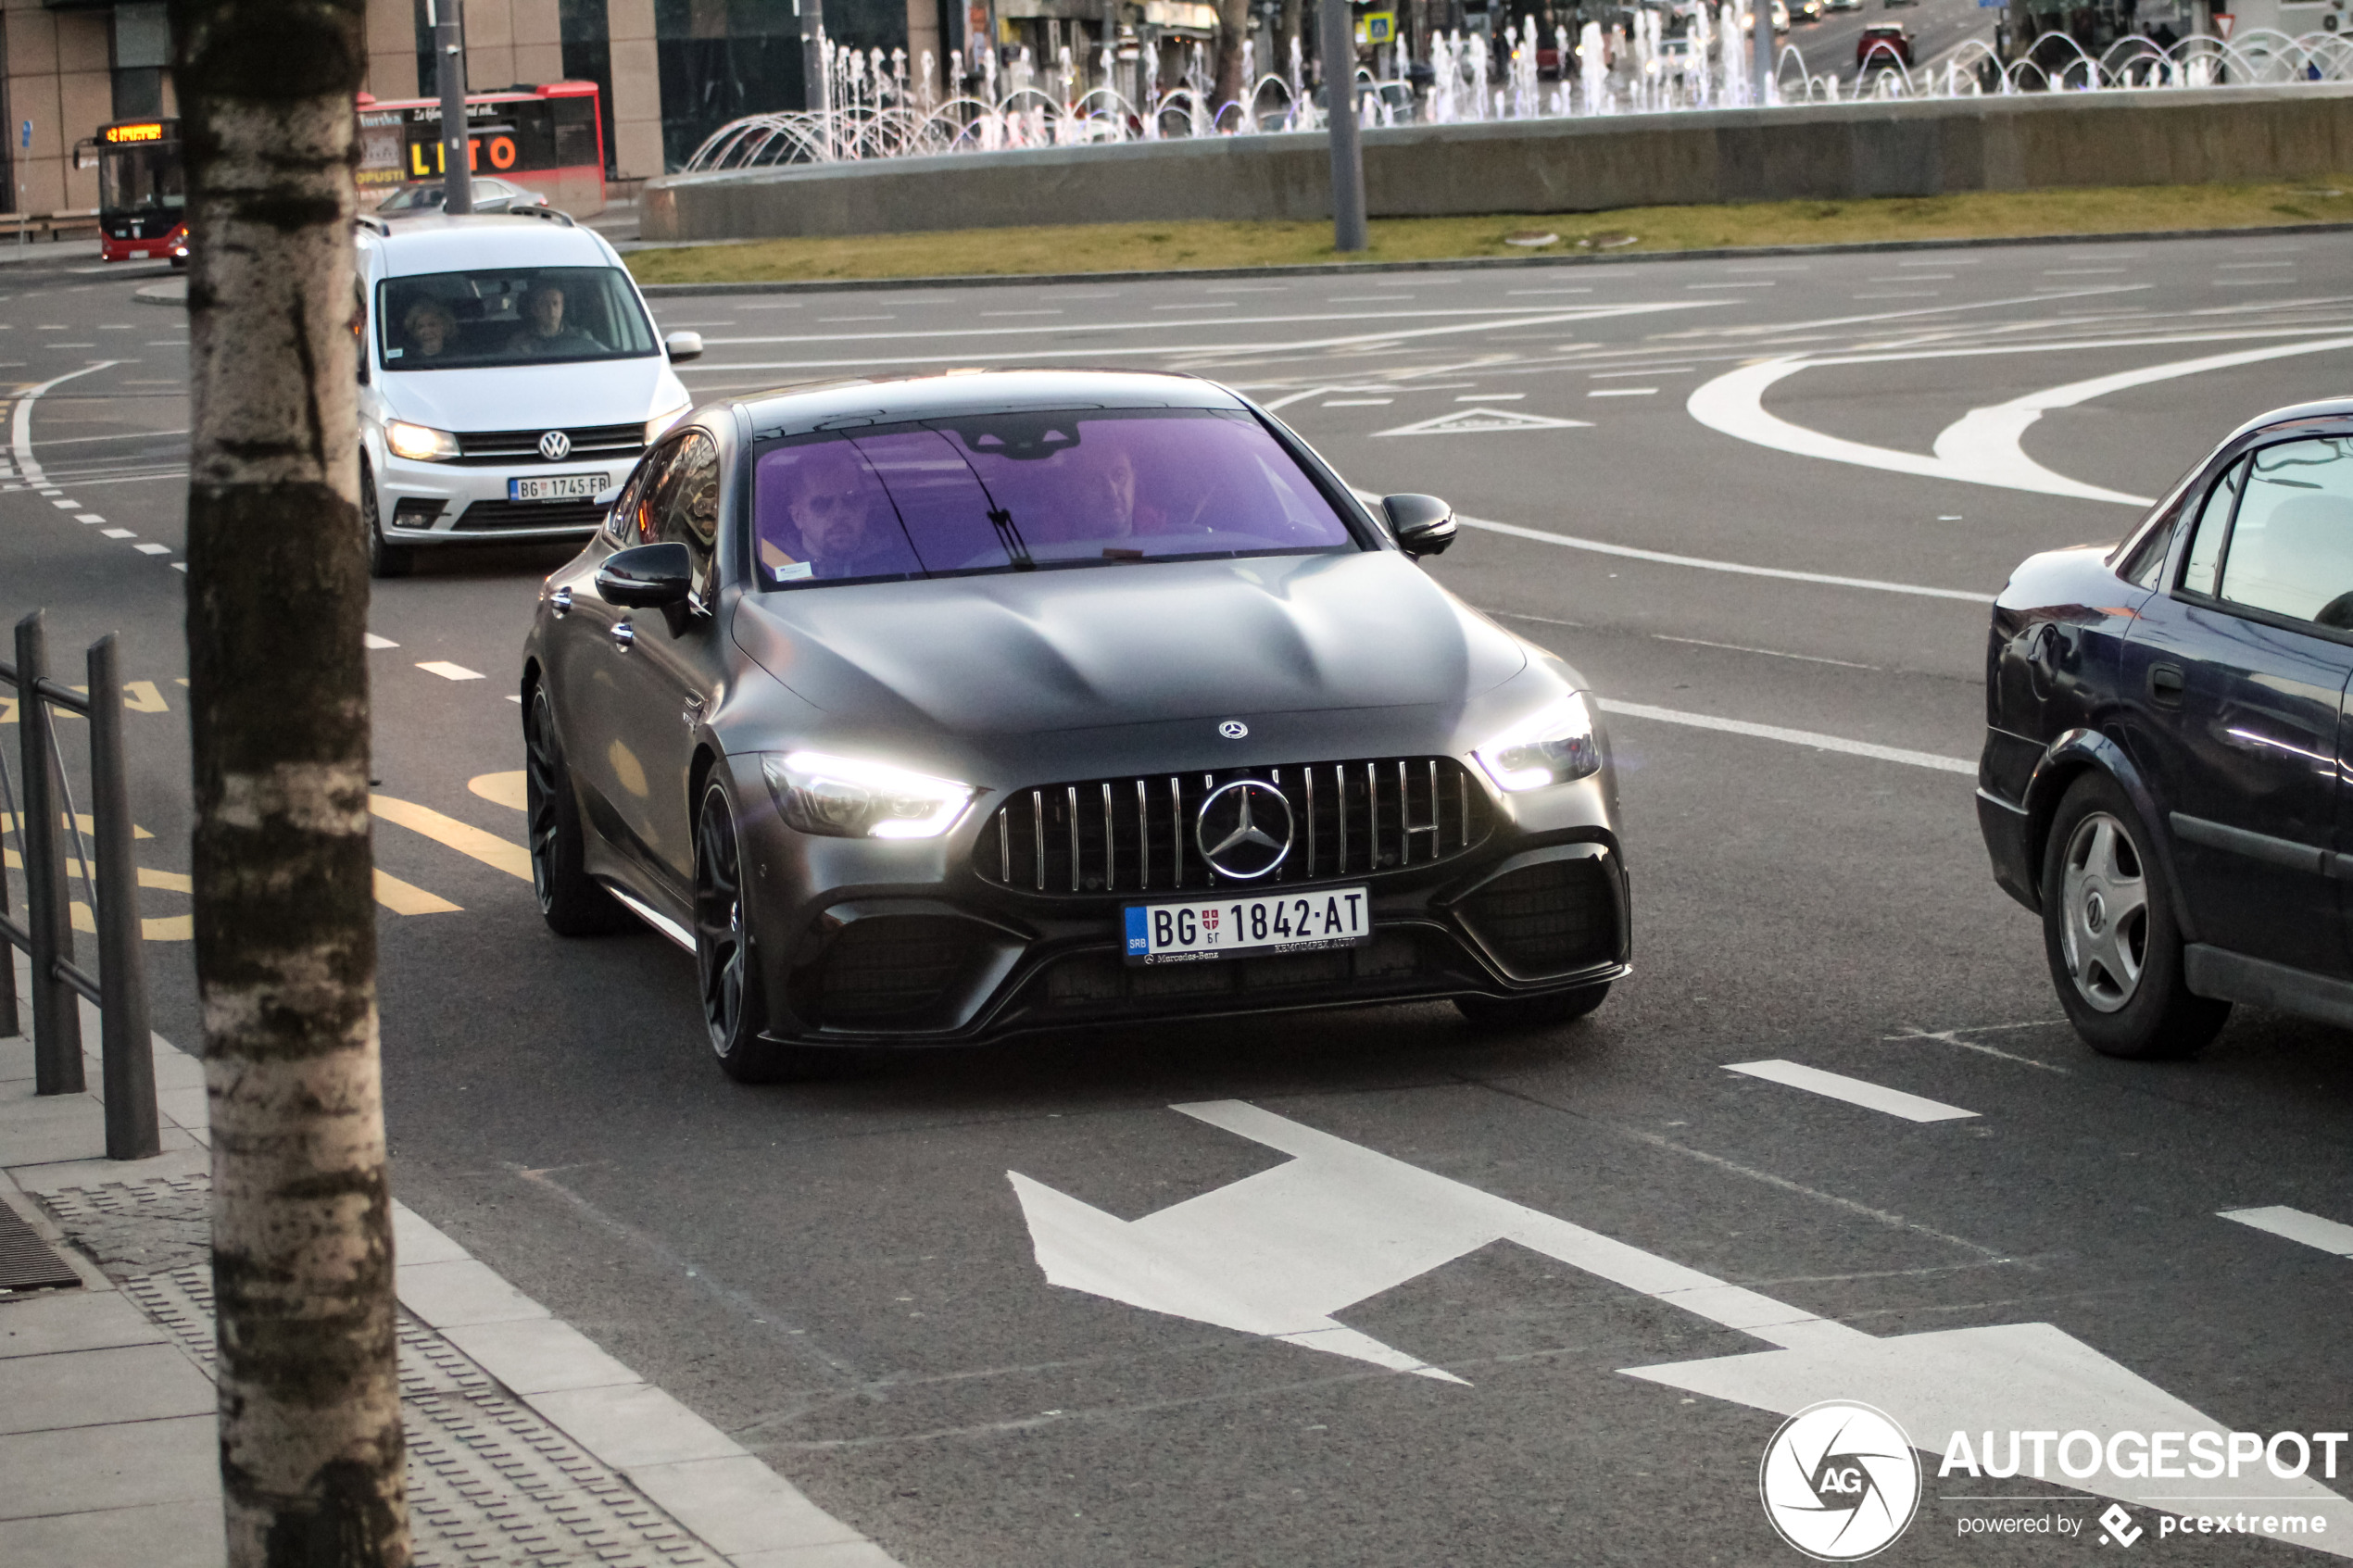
[170,0,409,1560]
[1213,0,1254,114]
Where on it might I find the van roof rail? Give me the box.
[514,204,575,228]
[355,213,392,237]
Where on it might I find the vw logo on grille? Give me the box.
[1195,780,1292,881]
[537,430,573,461]
[1217,720,1248,739]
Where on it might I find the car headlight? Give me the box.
[645,403,691,445]
[385,420,461,461]
[761,751,975,840]
[1473,693,1603,793]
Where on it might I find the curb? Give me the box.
[134,280,186,307]
[635,218,2353,297]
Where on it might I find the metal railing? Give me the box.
[0,609,159,1160]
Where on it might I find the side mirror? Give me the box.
[665,331,704,363]
[597,541,694,608]
[1382,493,1457,558]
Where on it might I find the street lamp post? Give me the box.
[433,0,472,213]
[1321,0,1366,252]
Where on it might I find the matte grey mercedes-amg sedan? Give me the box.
[521,370,1630,1080]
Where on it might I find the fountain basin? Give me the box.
[641,84,2353,244]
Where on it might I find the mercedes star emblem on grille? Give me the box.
[1195,780,1293,880]
[537,430,573,461]
[1218,720,1248,739]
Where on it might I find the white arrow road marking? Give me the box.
[1372,407,1592,437]
[1724,1059,1981,1122]
[1013,1100,2353,1556]
[1687,331,2353,506]
[2220,1206,2353,1258]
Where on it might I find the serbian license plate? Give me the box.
[1125,885,1371,966]
[509,471,609,502]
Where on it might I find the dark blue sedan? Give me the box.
[1979,398,2353,1059]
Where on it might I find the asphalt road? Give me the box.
[6,228,2352,1567]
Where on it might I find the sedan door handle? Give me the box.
[611,619,635,652]
[2149,663,2185,705]
[549,585,573,618]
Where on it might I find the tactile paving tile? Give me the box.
[56,1179,724,1568]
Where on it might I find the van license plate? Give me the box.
[510,472,609,502]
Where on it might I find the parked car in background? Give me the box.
[378,177,550,216]
[1827,0,1861,12]
[1857,21,1913,65]
[1793,0,1826,23]
[1978,400,2353,1060]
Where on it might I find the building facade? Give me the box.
[1,0,942,213]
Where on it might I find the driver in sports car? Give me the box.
[767,445,913,582]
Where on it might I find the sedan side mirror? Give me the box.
[597,541,694,608]
[665,331,704,363]
[1382,494,1457,558]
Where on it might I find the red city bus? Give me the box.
[76,119,188,265]
[356,82,606,219]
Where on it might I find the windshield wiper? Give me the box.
[988,507,1037,571]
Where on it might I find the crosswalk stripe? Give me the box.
[2218,1206,2353,1258]
[375,868,463,915]
[370,795,532,883]
[1723,1059,1980,1123]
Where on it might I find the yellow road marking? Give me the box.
[1,812,153,840]
[145,915,192,940]
[468,770,527,811]
[375,868,461,915]
[370,794,532,883]
[123,680,169,713]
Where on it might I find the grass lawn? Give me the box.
[623,177,2353,286]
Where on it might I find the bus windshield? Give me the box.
[99,143,183,218]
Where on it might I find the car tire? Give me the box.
[2040,772,2229,1060]
[362,457,413,579]
[1455,983,1610,1032]
[694,776,854,1084]
[523,686,635,936]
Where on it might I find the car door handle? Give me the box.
[611,620,635,652]
[2149,663,2184,705]
[549,585,573,618]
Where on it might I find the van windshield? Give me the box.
[378,266,658,370]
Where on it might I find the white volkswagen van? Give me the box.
[356,209,699,577]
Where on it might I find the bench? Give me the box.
[6,209,103,243]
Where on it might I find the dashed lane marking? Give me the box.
[1593,699,1976,773]
[370,795,531,882]
[132,543,170,555]
[416,660,484,682]
[467,771,526,810]
[374,868,462,915]
[2218,1206,2353,1259]
[364,633,399,649]
[1724,1059,1981,1123]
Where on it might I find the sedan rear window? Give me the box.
[750,408,1360,587]
[378,266,658,370]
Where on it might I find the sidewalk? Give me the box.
[0,951,897,1568]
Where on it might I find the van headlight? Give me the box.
[1473,693,1603,792]
[761,751,975,839]
[385,420,461,461]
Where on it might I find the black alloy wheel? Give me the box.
[2039,772,2229,1060]
[524,686,633,935]
[692,777,858,1084]
[1455,983,1611,1031]
[362,457,413,579]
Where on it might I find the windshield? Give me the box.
[99,144,183,217]
[378,266,658,370]
[750,408,1361,588]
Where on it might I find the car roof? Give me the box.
[2224,396,2353,445]
[361,213,615,277]
[735,370,1249,438]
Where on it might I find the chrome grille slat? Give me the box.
[978,757,1492,896]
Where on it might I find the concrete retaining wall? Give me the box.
[640,85,2353,243]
